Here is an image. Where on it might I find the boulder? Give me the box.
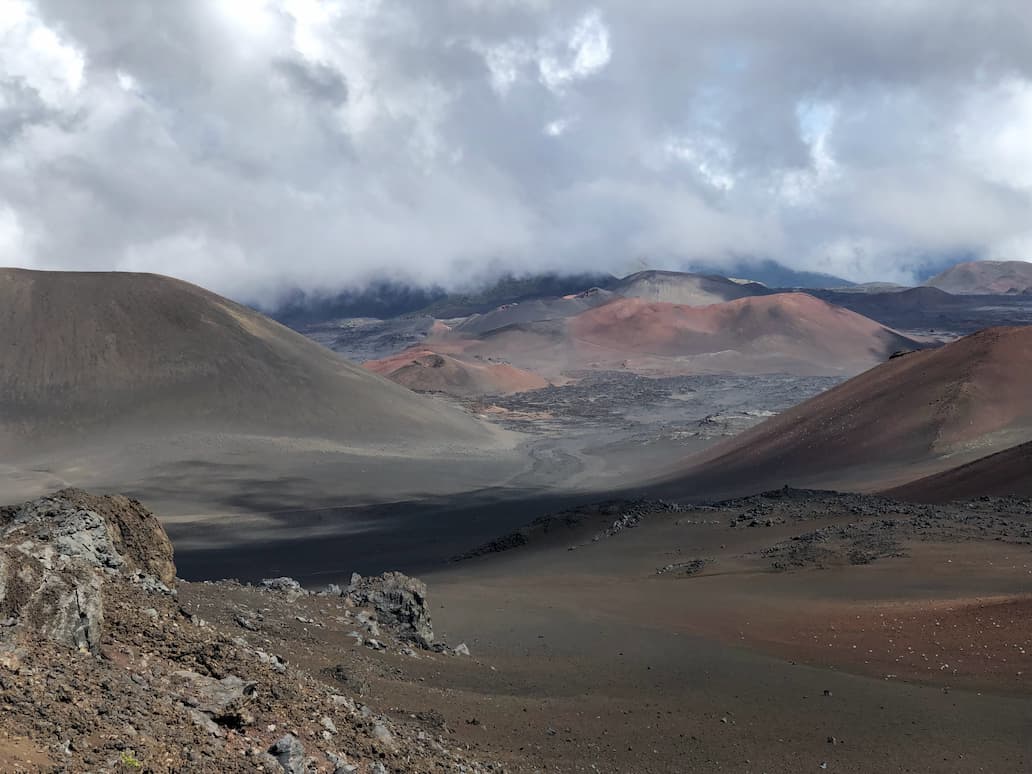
[171,669,257,728]
[268,733,306,773]
[0,491,175,655]
[260,577,306,600]
[343,572,434,648]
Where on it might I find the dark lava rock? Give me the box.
[343,572,435,648]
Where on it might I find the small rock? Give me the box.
[171,670,257,727]
[260,577,306,600]
[260,577,304,593]
[269,734,305,774]
[186,707,224,738]
[256,650,288,673]
[327,751,358,774]
[330,694,356,711]
[453,642,471,656]
[235,614,261,632]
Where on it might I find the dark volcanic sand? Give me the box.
[178,490,1032,773]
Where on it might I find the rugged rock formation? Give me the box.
[0,492,499,772]
[342,572,435,648]
[0,489,174,655]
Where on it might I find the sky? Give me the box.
[2,0,1032,303]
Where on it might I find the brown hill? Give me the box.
[925,260,1032,295]
[885,440,1032,502]
[566,293,915,376]
[660,326,1032,497]
[364,347,549,396]
[610,270,769,306]
[412,293,917,382]
[0,268,495,450]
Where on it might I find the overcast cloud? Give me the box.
[2,0,1031,302]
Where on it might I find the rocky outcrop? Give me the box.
[0,490,175,655]
[0,491,499,773]
[343,571,435,648]
[268,733,307,773]
[52,489,176,585]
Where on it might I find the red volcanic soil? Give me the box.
[926,260,1032,295]
[413,292,916,381]
[753,594,1032,692]
[661,326,1032,497]
[568,292,913,372]
[886,440,1032,502]
[364,347,549,396]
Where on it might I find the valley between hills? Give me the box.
[2,263,1032,773]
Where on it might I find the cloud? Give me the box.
[0,0,1031,303]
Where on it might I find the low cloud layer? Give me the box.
[2,0,1031,302]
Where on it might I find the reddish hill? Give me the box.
[925,260,1032,295]
[566,293,915,375]
[364,347,549,396]
[659,326,1032,497]
[885,441,1032,502]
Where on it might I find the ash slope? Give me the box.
[568,293,915,374]
[660,325,1032,497]
[886,439,1032,502]
[364,347,549,397]
[0,268,494,449]
[375,292,917,395]
[426,488,1032,772]
[0,269,522,510]
[450,288,615,337]
[609,269,770,306]
[926,260,1032,295]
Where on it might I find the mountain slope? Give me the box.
[0,268,495,450]
[684,259,853,289]
[660,326,1032,496]
[925,260,1032,295]
[610,270,769,306]
[364,347,550,396]
[390,292,917,388]
[885,440,1032,502]
[567,293,915,375]
[417,272,617,318]
[452,288,616,336]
